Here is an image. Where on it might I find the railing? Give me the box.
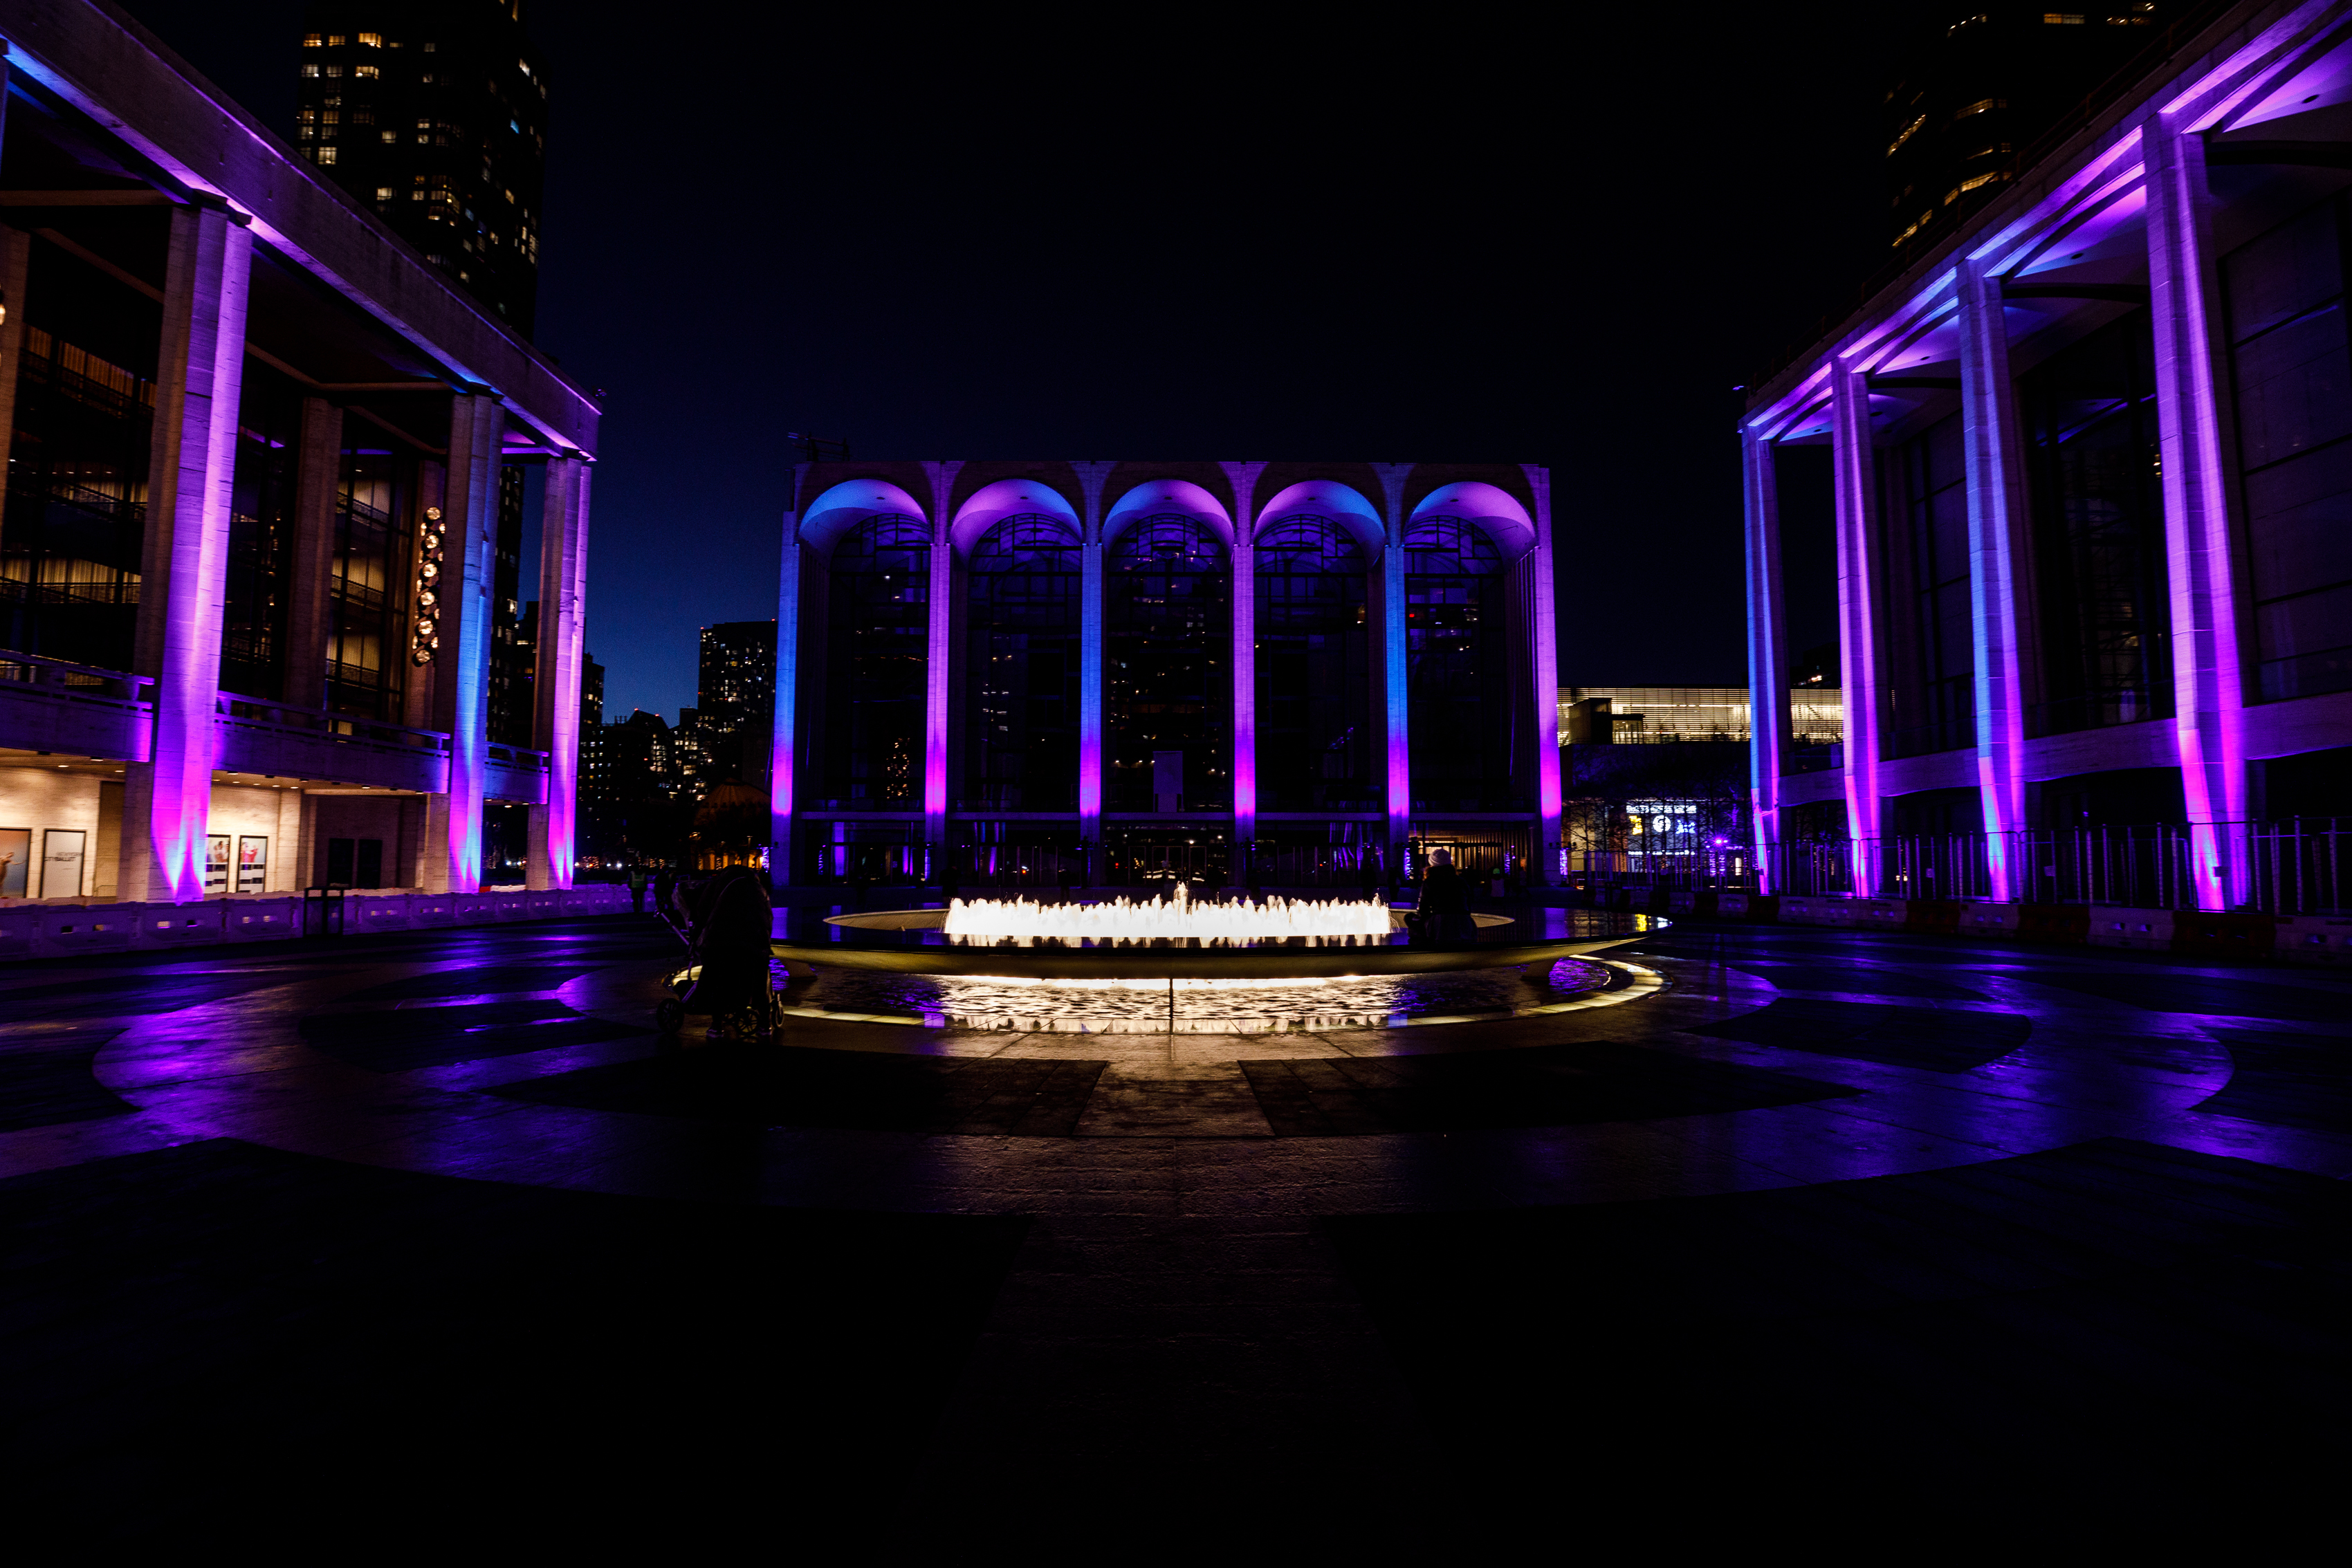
[488,743,550,774]
[216,691,450,755]
[0,647,154,705]
[1753,820,2349,914]
[2026,691,2171,739]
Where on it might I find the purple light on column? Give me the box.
[1079,539,1104,827]
[149,208,253,903]
[771,520,802,851]
[1231,537,1256,840]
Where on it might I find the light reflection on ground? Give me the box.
[791,959,1614,1032]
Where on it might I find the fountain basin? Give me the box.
[774,907,1662,980]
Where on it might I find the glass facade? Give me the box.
[327,443,414,720]
[1884,412,1976,758]
[820,514,928,809]
[1256,517,1374,812]
[1405,517,1516,810]
[2020,310,2173,736]
[221,360,302,699]
[1106,515,1229,812]
[0,240,160,671]
[964,514,1079,811]
[2223,194,2352,702]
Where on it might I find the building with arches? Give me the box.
[770,463,1561,888]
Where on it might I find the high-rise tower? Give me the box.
[293,1,547,333]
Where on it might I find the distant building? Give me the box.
[1883,6,2160,255]
[291,1,549,333]
[697,620,777,786]
[486,468,529,744]
[772,462,1563,887]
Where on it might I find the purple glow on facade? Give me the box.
[437,396,503,896]
[529,456,588,889]
[1079,538,1104,837]
[1230,536,1256,844]
[1956,259,2032,902]
[2145,114,2249,912]
[1524,465,1563,875]
[145,207,252,903]
[924,522,954,844]
[770,518,802,851]
[1828,359,1884,893]
[1740,431,1787,892]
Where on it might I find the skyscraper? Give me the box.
[1883,6,2162,252]
[293,1,548,333]
[697,620,778,787]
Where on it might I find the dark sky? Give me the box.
[118,1,1913,721]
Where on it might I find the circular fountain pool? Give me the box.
[769,890,1666,1030]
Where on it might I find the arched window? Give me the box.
[1107,515,1229,812]
[1256,517,1373,813]
[965,514,1081,811]
[820,514,928,809]
[1405,516,1518,810]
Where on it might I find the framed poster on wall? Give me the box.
[0,827,29,898]
[205,834,231,896]
[41,829,86,898]
[237,836,268,894]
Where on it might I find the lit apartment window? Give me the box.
[1888,114,1925,156]
[1956,98,2003,118]
[1958,170,2006,194]
[302,33,322,46]
[319,147,339,165]
[376,187,394,200]
[353,107,373,123]
[327,33,347,45]
[422,72,435,84]
[325,64,343,77]
[411,188,425,199]
[423,41,437,51]
[324,111,339,125]
[382,131,397,144]
[2044,11,2084,21]
[356,65,379,78]
[301,63,319,77]
[358,31,382,46]
[298,124,315,140]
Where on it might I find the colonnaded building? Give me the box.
[766,463,1562,888]
[0,6,596,912]
[1745,0,2352,916]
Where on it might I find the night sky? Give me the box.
[117,1,1913,722]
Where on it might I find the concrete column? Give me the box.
[281,396,343,712]
[295,790,320,890]
[1072,463,1114,880]
[2145,113,2250,911]
[920,462,962,867]
[1373,463,1412,867]
[423,391,503,894]
[0,224,30,537]
[1955,259,2036,901]
[770,502,803,876]
[118,199,253,904]
[1523,465,1564,884]
[924,523,954,854]
[1220,461,1266,877]
[526,454,588,890]
[1229,535,1256,849]
[1828,358,1887,893]
[1741,430,1790,890]
[273,786,302,893]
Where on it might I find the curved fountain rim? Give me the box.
[776,908,1664,978]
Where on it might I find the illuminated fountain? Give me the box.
[771,883,1666,1033]
[943,886,1393,946]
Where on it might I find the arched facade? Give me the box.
[771,461,1561,887]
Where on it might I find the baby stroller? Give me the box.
[652,869,782,1037]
